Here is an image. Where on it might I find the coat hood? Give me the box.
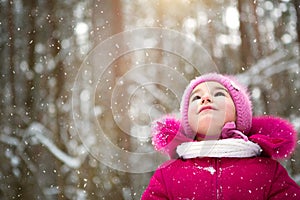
[151,115,298,160]
[248,116,297,160]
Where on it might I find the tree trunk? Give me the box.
[8,0,16,124]
[91,0,129,199]
[294,0,300,44]
[237,0,262,71]
[25,0,37,126]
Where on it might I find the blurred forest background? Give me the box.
[1,0,300,199]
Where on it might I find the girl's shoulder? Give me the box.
[248,116,297,160]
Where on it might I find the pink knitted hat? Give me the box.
[180,73,252,138]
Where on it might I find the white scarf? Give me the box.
[176,139,262,159]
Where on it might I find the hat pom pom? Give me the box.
[249,116,297,160]
[151,115,181,150]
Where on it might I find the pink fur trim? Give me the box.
[151,115,192,158]
[249,116,297,160]
[151,116,181,150]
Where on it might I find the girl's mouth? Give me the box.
[199,105,215,113]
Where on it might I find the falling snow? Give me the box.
[0,0,300,199]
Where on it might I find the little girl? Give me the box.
[142,73,300,200]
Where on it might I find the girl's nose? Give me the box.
[201,94,212,104]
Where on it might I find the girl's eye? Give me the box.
[192,95,201,101]
[215,91,225,97]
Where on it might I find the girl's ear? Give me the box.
[151,115,192,158]
[249,116,297,160]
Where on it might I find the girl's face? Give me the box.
[188,81,236,140]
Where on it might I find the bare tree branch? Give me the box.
[25,122,87,169]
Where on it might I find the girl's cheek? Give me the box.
[189,103,198,113]
[225,102,236,120]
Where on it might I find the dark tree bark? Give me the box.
[25,0,37,125]
[237,0,262,71]
[8,0,16,123]
[294,0,300,44]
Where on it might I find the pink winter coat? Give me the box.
[141,116,300,200]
